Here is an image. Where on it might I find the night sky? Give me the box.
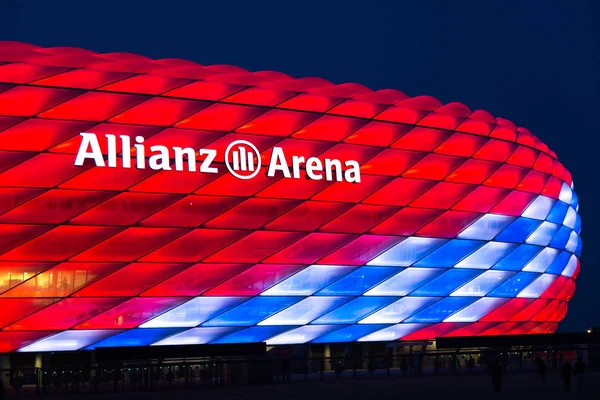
[1,0,598,332]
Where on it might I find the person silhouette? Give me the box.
[560,361,573,392]
[490,361,503,392]
[536,357,547,384]
[574,356,587,391]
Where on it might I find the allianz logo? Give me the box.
[74,132,361,183]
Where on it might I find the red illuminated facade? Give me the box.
[0,42,581,352]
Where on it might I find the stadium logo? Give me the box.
[74,132,361,183]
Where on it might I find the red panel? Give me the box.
[175,103,266,131]
[49,123,161,155]
[0,86,81,117]
[131,167,224,194]
[401,323,464,340]
[507,146,538,168]
[489,190,536,216]
[265,201,352,231]
[34,69,132,89]
[319,143,381,165]
[71,227,187,262]
[480,321,523,336]
[541,176,562,199]
[0,262,55,294]
[0,153,90,188]
[434,133,487,157]
[479,298,534,322]
[516,170,549,194]
[344,121,411,147]
[70,193,180,226]
[264,232,357,264]
[59,161,156,191]
[510,299,552,321]
[402,154,465,180]
[416,210,482,238]
[317,235,403,265]
[452,186,510,213]
[204,264,306,296]
[235,109,318,137]
[256,175,333,200]
[320,204,399,234]
[311,175,392,203]
[531,300,561,322]
[507,321,540,335]
[444,159,500,184]
[489,126,517,141]
[417,112,463,130]
[0,226,123,261]
[205,231,306,263]
[140,229,250,263]
[198,167,281,197]
[223,87,295,106]
[0,187,44,215]
[374,106,428,124]
[547,302,568,322]
[0,190,115,224]
[392,127,452,152]
[205,133,281,163]
[4,297,125,330]
[0,224,53,255]
[0,63,69,84]
[472,139,517,162]
[39,92,147,121]
[259,138,333,166]
[327,99,386,118]
[140,195,243,227]
[0,118,93,151]
[141,263,250,296]
[0,116,23,132]
[533,153,554,174]
[441,322,500,337]
[74,297,188,329]
[0,298,58,328]
[164,80,244,100]
[139,127,224,152]
[99,75,191,95]
[74,263,189,297]
[359,149,425,176]
[292,115,366,141]
[455,120,493,136]
[556,279,576,301]
[483,164,528,189]
[0,151,35,175]
[109,98,209,126]
[540,275,568,299]
[277,94,343,113]
[410,182,475,209]
[1,262,124,297]
[363,178,436,206]
[204,198,299,229]
[0,332,58,353]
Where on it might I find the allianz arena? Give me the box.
[0,42,581,353]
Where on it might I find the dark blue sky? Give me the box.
[1,0,598,331]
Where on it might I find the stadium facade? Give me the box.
[0,41,582,353]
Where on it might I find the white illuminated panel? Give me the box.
[367,237,447,266]
[152,327,237,346]
[359,297,438,324]
[565,231,579,253]
[517,274,558,298]
[522,196,555,220]
[561,255,578,277]
[522,247,560,273]
[357,323,426,342]
[261,265,355,296]
[258,297,349,325]
[558,183,573,204]
[457,214,515,240]
[140,297,246,328]
[455,242,516,269]
[525,222,560,246]
[19,330,117,352]
[364,268,441,296]
[266,325,340,345]
[450,270,514,296]
[563,208,577,229]
[444,298,508,322]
